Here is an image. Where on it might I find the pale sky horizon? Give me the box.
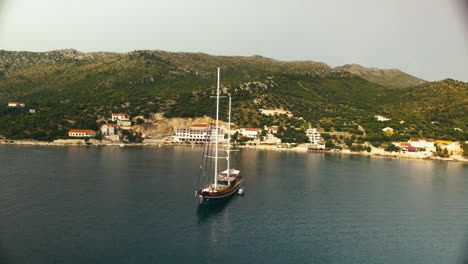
[0,0,467,82]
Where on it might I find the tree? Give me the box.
[443,148,448,156]
[127,132,143,143]
[325,139,335,149]
[385,144,400,152]
[95,132,103,141]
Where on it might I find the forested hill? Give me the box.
[0,49,466,141]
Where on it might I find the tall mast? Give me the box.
[226,96,231,177]
[214,67,220,189]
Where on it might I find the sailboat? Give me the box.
[195,68,244,203]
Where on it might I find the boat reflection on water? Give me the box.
[196,194,240,223]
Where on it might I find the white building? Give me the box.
[8,102,25,108]
[174,124,225,142]
[409,138,435,150]
[111,113,129,121]
[374,115,391,122]
[101,124,120,141]
[68,129,96,137]
[101,124,119,136]
[306,128,322,144]
[264,126,278,134]
[382,127,394,132]
[260,109,293,118]
[240,128,260,139]
[434,140,462,154]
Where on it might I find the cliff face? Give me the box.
[132,114,229,137]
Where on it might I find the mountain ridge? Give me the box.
[0,49,465,142]
[0,49,425,87]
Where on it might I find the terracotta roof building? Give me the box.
[68,129,96,137]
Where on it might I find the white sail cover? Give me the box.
[220,169,240,175]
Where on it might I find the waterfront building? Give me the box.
[240,128,260,139]
[68,129,96,137]
[174,124,225,142]
[111,113,129,121]
[100,123,121,141]
[306,128,325,149]
[409,138,435,150]
[434,140,462,154]
[306,128,322,144]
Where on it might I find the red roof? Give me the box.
[191,124,210,128]
[410,138,419,142]
[112,113,126,116]
[401,143,410,146]
[69,129,96,133]
[425,139,434,142]
[266,126,278,130]
[243,128,259,131]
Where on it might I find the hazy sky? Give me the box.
[0,0,467,81]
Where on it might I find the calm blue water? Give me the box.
[0,145,467,264]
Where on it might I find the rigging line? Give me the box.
[203,100,215,187]
[197,90,215,189]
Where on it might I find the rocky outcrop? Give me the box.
[132,113,230,138]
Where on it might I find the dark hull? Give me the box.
[197,177,244,201]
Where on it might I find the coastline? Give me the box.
[1,139,467,163]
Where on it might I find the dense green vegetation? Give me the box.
[0,49,466,144]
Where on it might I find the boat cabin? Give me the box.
[220,169,240,177]
[217,176,237,187]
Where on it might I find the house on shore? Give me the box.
[100,123,121,141]
[434,140,462,154]
[68,129,96,138]
[306,128,322,144]
[240,128,260,139]
[408,138,435,151]
[174,124,225,143]
[306,128,325,149]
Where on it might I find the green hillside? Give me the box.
[0,49,466,142]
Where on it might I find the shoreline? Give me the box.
[1,140,467,163]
